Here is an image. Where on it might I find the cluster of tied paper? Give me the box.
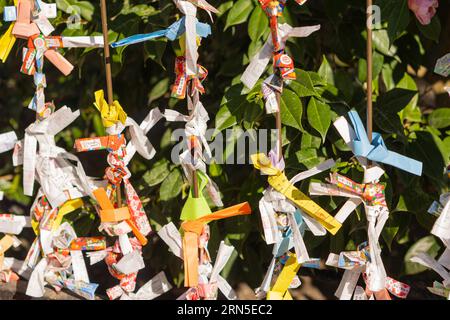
[0,0,251,300]
[0,0,446,301]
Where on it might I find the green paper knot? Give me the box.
[180,171,212,221]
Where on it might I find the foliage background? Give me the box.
[0,0,449,298]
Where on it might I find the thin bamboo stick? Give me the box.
[366,0,373,142]
[100,0,122,206]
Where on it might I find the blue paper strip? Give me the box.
[111,17,211,48]
[111,30,168,48]
[273,210,305,258]
[348,110,423,176]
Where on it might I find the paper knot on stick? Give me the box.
[251,153,342,235]
[334,110,423,176]
[180,171,212,221]
[310,163,396,297]
[326,243,410,300]
[93,188,148,247]
[1,0,66,62]
[158,223,239,300]
[172,56,208,99]
[164,100,223,208]
[241,23,320,90]
[105,238,145,298]
[15,106,93,208]
[94,90,127,129]
[181,202,252,288]
[327,173,387,207]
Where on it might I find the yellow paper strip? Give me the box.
[252,154,341,235]
[267,254,301,300]
[0,23,16,63]
[52,199,84,230]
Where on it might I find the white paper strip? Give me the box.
[158,222,183,259]
[70,250,90,283]
[0,131,18,153]
[62,36,104,48]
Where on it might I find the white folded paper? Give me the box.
[241,23,321,89]
[0,214,31,235]
[114,250,145,275]
[122,271,173,300]
[62,36,104,48]
[0,131,18,154]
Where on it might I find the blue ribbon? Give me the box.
[348,110,423,176]
[111,17,211,48]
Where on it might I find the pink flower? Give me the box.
[408,0,439,25]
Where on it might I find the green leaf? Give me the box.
[384,0,411,43]
[377,88,417,113]
[334,70,354,101]
[374,110,404,136]
[92,113,106,137]
[56,0,71,12]
[76,1,95,21]
[160,168,183,201]
[248,6,268,42]
[373,29,397,56]
[160,128,173,149]
[148,78,169,103]
[307,97,331,142]
[417,15,441,43]
[407,131,446,182]
[382,224,399,252]
[404,236,441,275]
[287,70,318,97]
[215,105,237,134]
[224,0,254,31]
[144,39,167,69]
[301,132,322,149]
[397,74,421,123]
[217,1,234,18]
[425,128,450,169]
[429,108,450,129]
[295,148,322,169]
[143,159,170,187]
[318,55,334,85]
[358,52,384,82]
[209,162,223,178]
[56,0,95,21]
[120,4,157,17]
[280,89,304,131]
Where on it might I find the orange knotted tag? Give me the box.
[181,202,252,287]
[93,188,148,246]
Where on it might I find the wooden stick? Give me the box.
[100,0,114,106]
[100,0,122,206]
[366,0,373,142]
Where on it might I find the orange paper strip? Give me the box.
[74,135,125,152]
[93,188,147,246]
[181,202,252,287]
[12,0,40,39]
